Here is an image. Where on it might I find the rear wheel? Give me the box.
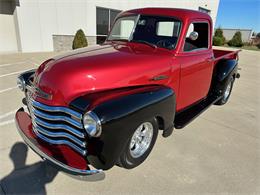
[117,118,158,169]
[215,77,234,105]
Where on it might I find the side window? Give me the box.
[184,22,209,52]
[186,23,194,38]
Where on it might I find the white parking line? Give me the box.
[0,110,17,120]
[0,119,15,127]
[0,86,17,93]
[0,69,30,78]
[0,61,27,68]
[29,58,41,66]
[0,107,27,126]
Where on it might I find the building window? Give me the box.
[96,7,121,44]
[198,7,211,15]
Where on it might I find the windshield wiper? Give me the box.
[130,40,157,49]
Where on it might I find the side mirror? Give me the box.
[189,31,199,41]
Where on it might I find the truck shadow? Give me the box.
[0,142,105,194]
[0,142,58,195]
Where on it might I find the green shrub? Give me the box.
[228,31,243,47]
[213,28,225,46]
[257,43,260,49]
[213,36,224,46]
[243,42,252,46]
[256,32,260,39]
[72,29,88,50]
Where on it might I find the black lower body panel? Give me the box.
[174,95,222,129]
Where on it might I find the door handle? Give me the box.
[150,75,168,81]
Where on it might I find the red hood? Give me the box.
[35,43,173,106]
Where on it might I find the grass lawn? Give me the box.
[222,44,260,51]
[240,45,260,51]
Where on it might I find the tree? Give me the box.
[72,29,88,50]
[228,31,243,47]
[256,33,260,48]
[213,27,225,46]
[256,32,260,39]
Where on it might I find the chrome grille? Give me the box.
[28,99,87,156]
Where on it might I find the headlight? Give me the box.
[17,76,26,92]
[83,111,102,137]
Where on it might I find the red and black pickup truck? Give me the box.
[15,8,240,177]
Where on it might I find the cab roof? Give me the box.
[119,7,212,22]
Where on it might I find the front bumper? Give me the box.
[15,107,104,178]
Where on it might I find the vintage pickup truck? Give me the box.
[15,8,240,177]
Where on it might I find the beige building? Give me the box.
[221,28,253,42]
[0,0,220,53]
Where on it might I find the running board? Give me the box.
[174,95,222,129]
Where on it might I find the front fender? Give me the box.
[70,85,175,170]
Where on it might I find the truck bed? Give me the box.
[213,49,241,64]
[175,49,241,129]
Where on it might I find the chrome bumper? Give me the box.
[15,108,105,179]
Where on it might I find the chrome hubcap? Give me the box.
[223,82,232,101]
[129,122,153,158]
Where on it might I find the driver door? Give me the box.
[177,21,214,111]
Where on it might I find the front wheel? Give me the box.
[117,118,158,169]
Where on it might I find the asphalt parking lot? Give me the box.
[0,48,259,194]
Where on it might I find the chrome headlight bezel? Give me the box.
[83,111,102,137]
[17,76,26,92]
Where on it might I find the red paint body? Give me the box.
[17,8,240,171]
[34,8,239,112]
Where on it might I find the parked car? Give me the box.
[15,8,240,177]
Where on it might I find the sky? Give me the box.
[215,0,260,33]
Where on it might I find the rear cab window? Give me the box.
[156,21,180,37]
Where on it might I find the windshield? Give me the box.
[107,14,182,50]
